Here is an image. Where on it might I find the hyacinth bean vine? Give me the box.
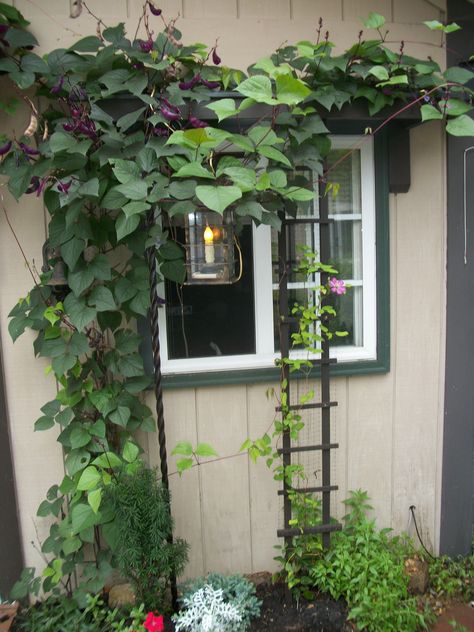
[1,0,473,601]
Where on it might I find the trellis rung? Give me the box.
[278,485,338,496]
[277,442,338,455]
[276,401,338,411]
[277,523,342,538]
[282,218,334,225]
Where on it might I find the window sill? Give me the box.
[161,356,390,389]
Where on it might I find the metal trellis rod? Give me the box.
[276,184,342,555]
[145,210,178,611]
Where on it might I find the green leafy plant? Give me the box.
[273,491,324,602]
[427,553,474,601]
[12,594,146,632]
[106,464,188,611]
[1,2,472,604]
[180,573,261,631]
[310,490,429,632]
[449,621,470,632]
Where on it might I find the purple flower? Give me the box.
[0,140,12,156]
[201,78,220,89]
[69,86,87,102]
[70,107,83,119]
[18,142,40,156]
[139,38,154,53]
[153,126,170,137]
[63,121,77,132]
[189,116,206,128]
[0,24,9,38]
[132,61,145,70]
[58,180,72,194]
[77,119,97,138]
[26,176,40,194]
[329,278,346,295]
[212,47,221,65]
[423,94,431,102]
[148,2,162,16]
[179,74,201,90]
[51,75,65,94]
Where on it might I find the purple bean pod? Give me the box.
[0,140,12,156]
[148,2,162,16]
[160,105,181,121]
[179,73,201,90]
[212,48,221,65]
[189,116,206,128]
[19,142,40,156]
[139,38,154,53]
[201,78,220,89]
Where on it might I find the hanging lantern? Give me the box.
[182,209,239,285]
[42,240,69,292]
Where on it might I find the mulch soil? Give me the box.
[248,580,351,632]
[430,603,474,631]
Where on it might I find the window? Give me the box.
[158,135,384,380]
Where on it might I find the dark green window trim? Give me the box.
[160,129,391,390]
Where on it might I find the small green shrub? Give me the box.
[310,490,429,632]
[12,595,146,632]
[180,573,261,631]
[274,491,324,601]
[427,554,474,601]
[107,464,189,611]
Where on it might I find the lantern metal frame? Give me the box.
[170,209,240,285]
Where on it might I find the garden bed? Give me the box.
[248,580,350,632]
[157,581,350,632]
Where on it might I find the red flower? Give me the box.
[144,612,164,632]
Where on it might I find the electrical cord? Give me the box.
[409,505,436,560]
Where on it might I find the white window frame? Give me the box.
[159,135,377,375]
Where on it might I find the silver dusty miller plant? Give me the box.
[173,585,242,632]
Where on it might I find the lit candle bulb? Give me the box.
[203,225,215,264]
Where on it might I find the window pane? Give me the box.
[271,223,320,284]
[329,219,362,279]
[327,149,362,215]
[165,225,255,359]
[273,288,321,353]
[327,286,363,347]
[271,146,365,353]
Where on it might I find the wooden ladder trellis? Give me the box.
[276,183,342,551]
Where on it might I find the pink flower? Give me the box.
[144,612,164,632]
[329,277,346,295]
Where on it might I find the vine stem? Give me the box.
[323,82,458,180]
[1,195,40,287]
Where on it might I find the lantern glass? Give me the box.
[184,210,237,285]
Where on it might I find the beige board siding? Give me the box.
[342,0,393,22]
[393,0,444,23]
[391,122,446,549]
[1,0,447,577]
[0,82,65,573]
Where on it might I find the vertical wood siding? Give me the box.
[1,0,446,577]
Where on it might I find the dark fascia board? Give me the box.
[99,90,422,125]
[99,91,417,193]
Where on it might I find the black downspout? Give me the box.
[0,336,24,595]
[440,0,474,555]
